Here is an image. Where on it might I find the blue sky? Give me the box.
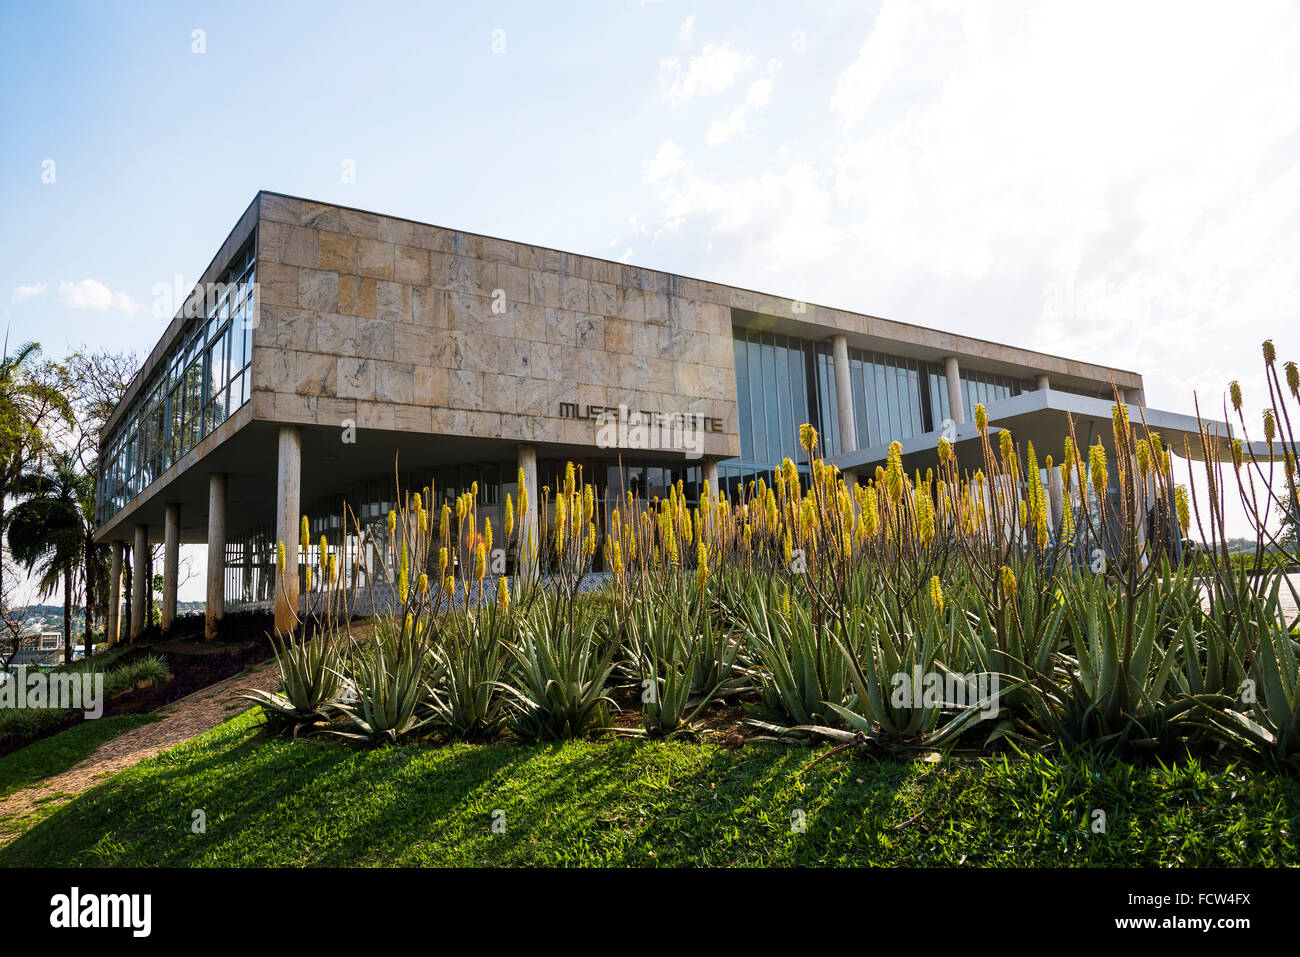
[5,0,1298,405]
[0,0,865,354]
[4,1,1300,595]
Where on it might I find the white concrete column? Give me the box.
[275,425,302,635]
[130,525,148,640]
[517,444,538,579]
[830,334,857,453]
[843,468,860,518]
[1132,455,1150,566]
[1125,387,1145,406]
[206,473,227,640]
[1048,465,1064,534]
[107,541,123,647]
[1036,373,1051,392]
[944,356,966,426]
[702,458,719,497]
[162,504,180,633]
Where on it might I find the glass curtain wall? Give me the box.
[730,327,837,483]
[849,350,937,449]
[98,240,256,523]
[956,369,1033,426]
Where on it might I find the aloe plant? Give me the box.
[741,581,850,727]
[333,618,433,744]
[1020,578,1197,752]
[501,602,617,741]
[827,604,1006,746]
[622,599,722,736]
[425,623,510,742]
[1195,576,1300,766]
[239,630,343,735]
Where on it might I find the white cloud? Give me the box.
[678,14,696,44]
[707,58,780,145]
[642,138,839,268]
[659,42,753,105]
[10,283,47,302]
[636,0,1300,443]
[58,278,141,314]
[643,139,687,185]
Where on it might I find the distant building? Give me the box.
[19,631,62,653]
[6,631,64,668]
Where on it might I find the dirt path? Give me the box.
[0,659,280,827]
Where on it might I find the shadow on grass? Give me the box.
[4,716,1299,867]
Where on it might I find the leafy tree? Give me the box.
[58,348,140,645]
[0,339,73,599]
[6,451,89,664]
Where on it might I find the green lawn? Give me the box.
[0,714,160,801]
[0,709,1296,866]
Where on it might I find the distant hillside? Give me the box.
[9,601,206,636]
[15,602,206,617]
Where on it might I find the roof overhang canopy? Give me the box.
[828,389,1258,475]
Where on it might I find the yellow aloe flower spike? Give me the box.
[799,422,818,454]
[929,575,944,614]
[1089,444,1108,498]
[1000,565,1018,598]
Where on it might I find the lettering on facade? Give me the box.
[557,403,724,433]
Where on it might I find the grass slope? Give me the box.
[1,710,1296,867]
[0,714,160,801]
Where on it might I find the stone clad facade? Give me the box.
[252,193,742,459]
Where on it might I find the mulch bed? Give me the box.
[100,640,271,718]
[0,624,276,758]
[606,683,750,743]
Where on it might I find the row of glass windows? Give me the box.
[849,350,939,449]
[917,367,1036,432]
[733,329,836,466]
[98,243,257,524]
[956,369,1032,425]
[731,327,1037,472]
[1052,383,1113,400]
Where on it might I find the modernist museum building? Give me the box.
[93,192,1219,639]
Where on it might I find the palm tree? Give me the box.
[76,475,110,646]
[0,338,73,599]
[7,452,88,664]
